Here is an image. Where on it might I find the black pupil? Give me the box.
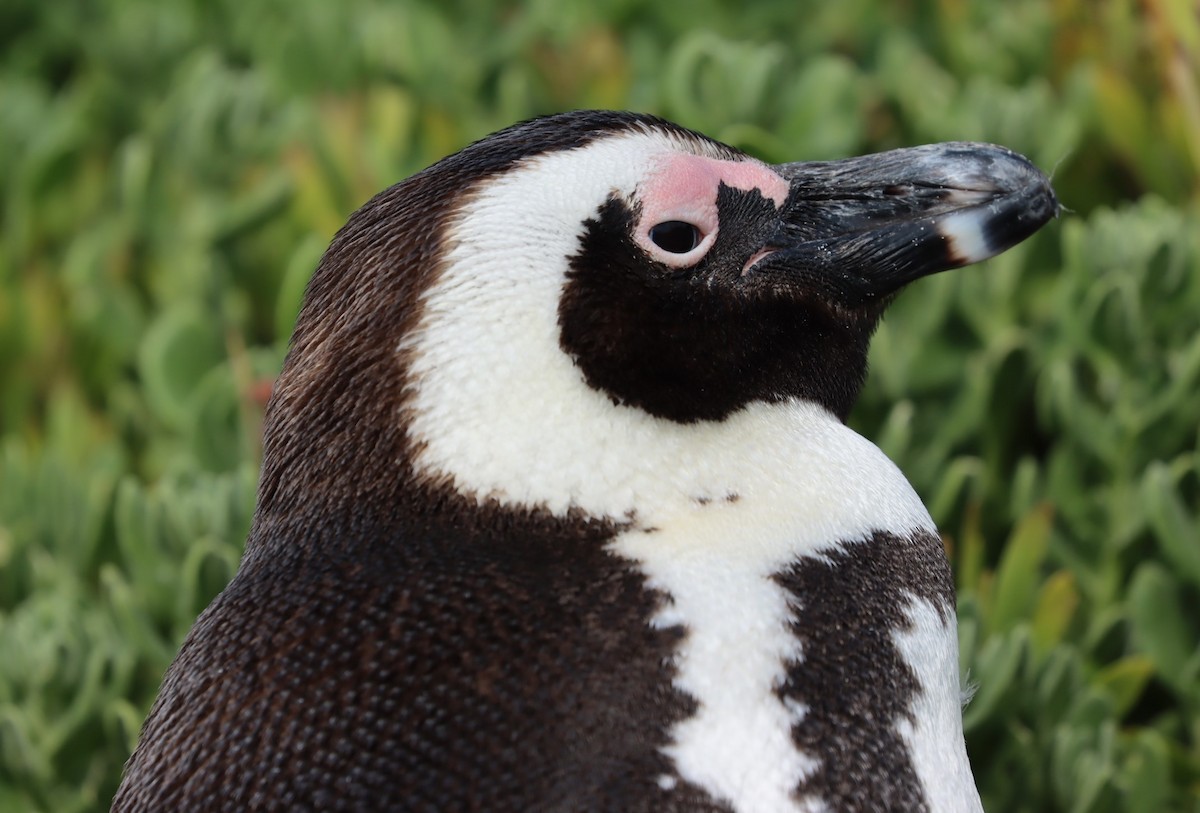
[649,221,701,254]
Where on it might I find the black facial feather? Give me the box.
[559,184,881,423]
[751,211,964,310]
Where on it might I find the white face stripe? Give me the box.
[892,597,984,813]
[402,127,946,811]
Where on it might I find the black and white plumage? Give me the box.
[112,111,1057,813]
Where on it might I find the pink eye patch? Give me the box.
[634,153,789,267]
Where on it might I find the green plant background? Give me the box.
[2,0,1198,810]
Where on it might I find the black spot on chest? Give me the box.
[774,529,956,812]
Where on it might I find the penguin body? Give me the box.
[113,112,1057,812]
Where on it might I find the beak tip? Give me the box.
[936,179,1058,266]
[928,143,1059,265]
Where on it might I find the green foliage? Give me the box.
[1,0,1197,810]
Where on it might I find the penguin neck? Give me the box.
[404,388,935,548]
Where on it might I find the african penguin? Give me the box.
[112,110,1057,813]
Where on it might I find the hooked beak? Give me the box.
[757,143,1059,306]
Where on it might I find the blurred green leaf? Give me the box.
[1140,461,1200,588]
[1030,569,1079,657]
[964,627,1028,732]
[1094,656,1155,719]
[1120,729,1172,813]
[990,505,1054,634]
[1127,563,1200,697]
[136,307,225,432]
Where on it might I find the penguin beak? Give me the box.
[759,143,1059,306]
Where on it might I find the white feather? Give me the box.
[893,598,985,813]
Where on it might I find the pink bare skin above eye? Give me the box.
[636,153,789,267]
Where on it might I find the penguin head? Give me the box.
[258,111,1056,524]
[552,129,1058,424]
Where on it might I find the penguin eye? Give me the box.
[648,221,702,254]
